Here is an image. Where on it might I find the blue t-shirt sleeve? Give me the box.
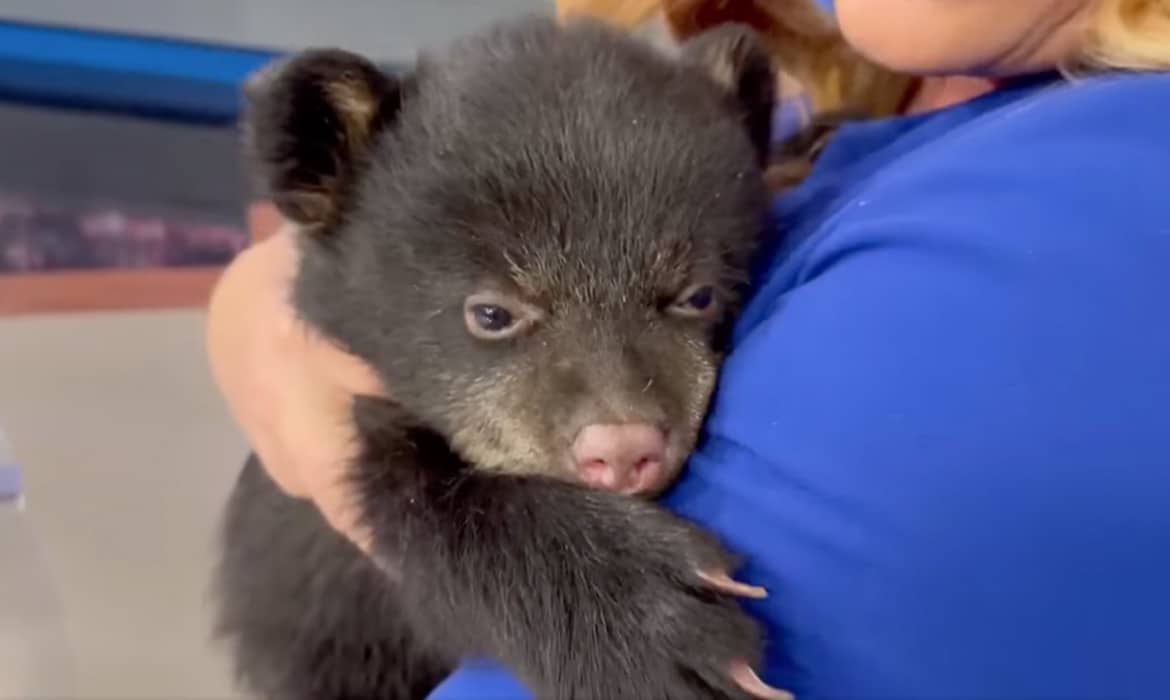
[426,659,532,699]
[428,75,1170,700]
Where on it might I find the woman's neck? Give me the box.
[902,75,999,114]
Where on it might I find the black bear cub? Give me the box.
[213,14,783,700]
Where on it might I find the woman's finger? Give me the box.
[696,570,768,599]
[729,662,794,700]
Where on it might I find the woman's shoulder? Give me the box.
[703,71,1170,528]
[850,70,1169,244]
[731,70,1170,399]
[748,70,1170,327]
[873,70,1168,211]
[930,69,1170,142]
[875,70,1170,200]
[806,70,1169,199]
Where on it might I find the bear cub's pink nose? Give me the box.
[571,423,667,495]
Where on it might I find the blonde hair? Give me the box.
[556,0,1169,116]
[1085,0,1170,71]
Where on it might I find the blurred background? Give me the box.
[0,1,548,697]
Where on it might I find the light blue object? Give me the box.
[0,465,21,503]
[0,427,20,502]
[427,70,1170,700]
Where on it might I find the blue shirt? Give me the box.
[428,71,1170,699]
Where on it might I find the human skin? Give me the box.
[836,0,1091,76]
[206,224,382,552]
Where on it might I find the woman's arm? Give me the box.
[205,224,385,550]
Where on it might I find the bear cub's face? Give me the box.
[244,17,776,496]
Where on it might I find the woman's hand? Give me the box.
[206,222,384,551]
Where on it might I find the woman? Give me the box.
[206,0,1170,697]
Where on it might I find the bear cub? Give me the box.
[213,14,785,700]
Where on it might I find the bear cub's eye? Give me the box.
[470,304,513,333]
[463,292,539,340]
[667,284,719,318]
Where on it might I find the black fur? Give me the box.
[213,15,780,700]
[215,454,454,699]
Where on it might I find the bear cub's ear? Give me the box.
[677,24,777,166]
[242,49,404,230]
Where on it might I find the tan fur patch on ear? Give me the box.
[663,0,915,117]
[325,77,380,153]
[682,26,769,96]
[703,48,741,92]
